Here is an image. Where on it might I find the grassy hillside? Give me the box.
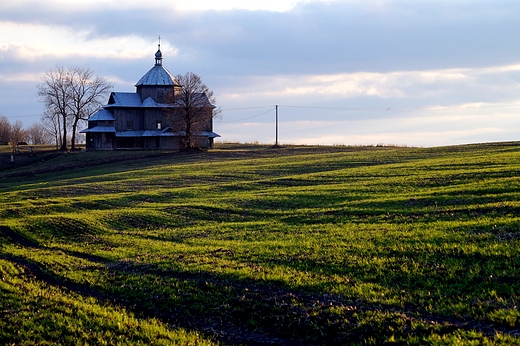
[1,143,519,345]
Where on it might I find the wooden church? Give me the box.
[81,41,219,150]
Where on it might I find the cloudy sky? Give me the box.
[1,0,520,146]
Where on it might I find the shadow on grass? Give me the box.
[2,224,519,345]
[22,217,102,243]
[0,225,40,248]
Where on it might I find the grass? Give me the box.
[1,142,520,344]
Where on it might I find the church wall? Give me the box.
[160,137,179,150]
[113,108,143,131]
[143,109,168,130]
[89,133,115,150]
[138,86,174,103]
[116,137,143,149]
[114,136,179,150]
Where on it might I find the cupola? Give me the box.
[155,36,163,66]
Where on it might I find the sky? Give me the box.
[1,0,520,147]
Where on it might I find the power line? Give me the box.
[216,101,520,128]
[220,105,274,111]
[221,107,275,123]
[278,105,381,111]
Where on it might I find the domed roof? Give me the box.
[135,65,178,86]
[136,42,180,87]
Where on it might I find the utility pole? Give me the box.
[275,104,279,147]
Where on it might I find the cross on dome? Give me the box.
[155,35,162,66]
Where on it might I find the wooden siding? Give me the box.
[113,109,143,131]
[143,109,167,130]
[137,86,174,103]
[87,133,115,150]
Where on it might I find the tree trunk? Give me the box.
[185,119,192,149]
[57,119,62,150]
[71,118,79,151]
[60,114,68,151]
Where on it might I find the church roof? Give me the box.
[108,92,142,107]
[105,92,177,108]
[88,109,115,121]
[141,96,158,107]
[135,43,179,87]
[80,126,116,133]
[135,65,178,87]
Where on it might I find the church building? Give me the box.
[81,42,220,150]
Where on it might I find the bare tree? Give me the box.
[9,120,26,153]
[0,115,11,145]
[69,67,112,150]
[37,67,71,151]
[168,72,220,149]
[27,122,52,145]
[11,120,25,144]
[37,66,112,151]
[41,109,62,149]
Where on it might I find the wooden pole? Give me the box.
[275,105,278,146]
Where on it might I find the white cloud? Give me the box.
[0,0,329,12]
[216,102,520,147]
[171,0,301,12]
[216,96,520,148]
[217,65,516,104]
[2,0,520,147]
[0,19,163,112]
[0,72,44,83]
[477,64,520,75]
[0,21,170,61]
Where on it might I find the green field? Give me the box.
[1,143,519,345]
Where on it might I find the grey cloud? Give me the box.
[165,1,520,75]
[4,0,520,78]
[2,0,520,146]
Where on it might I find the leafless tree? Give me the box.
[37,66,112,151]
[10,120,26,152]
[167,72,220,149]
[37,67,70,151]
[27,122,52,145]
[0,115,11,145]
[41,109,62,149]
[11,120,26,143]
[69,67,112,150]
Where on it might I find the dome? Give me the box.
[136,39,180,87]
[155,49,162,60]
[135,65,178,86]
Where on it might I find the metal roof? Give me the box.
[88,109,115,121]
[105,93,177,109]
[115,131,144,137]
[80,126,116,133]
[135,65,179,87]
[142,96,158,107]
[115,130,173,137]
[141,130,169,137]
[201,131,221,138]
[107,92,142,107]
[113,130,220,138]
[166,130,221,138]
